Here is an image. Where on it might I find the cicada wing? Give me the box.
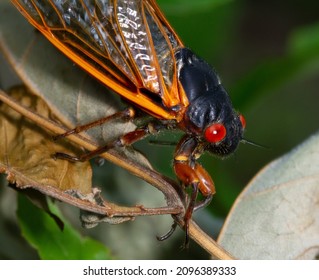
[12,0,188,119]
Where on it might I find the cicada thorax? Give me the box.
[175,48,245,156]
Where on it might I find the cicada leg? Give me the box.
[53,109,166,162]
[156,222,178,241]
[173,135,216,246]
[156,181,200,247]
[53,107,135,141]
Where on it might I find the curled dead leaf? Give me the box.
[0,85,92,194]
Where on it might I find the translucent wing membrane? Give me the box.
[12,0,187,120]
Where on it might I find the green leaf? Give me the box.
[218,131,319,259]
[17,194,112,260]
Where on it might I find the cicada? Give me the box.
[12,0,246,244]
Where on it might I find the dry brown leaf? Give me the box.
[0,86,92,193]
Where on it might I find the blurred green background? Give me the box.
[1,0,319,259]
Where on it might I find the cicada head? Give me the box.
[176,48,245,157]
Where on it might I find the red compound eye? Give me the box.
[239,114,246,129]
[204,123,227,143]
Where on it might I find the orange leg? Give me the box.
[173,135,216,246]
